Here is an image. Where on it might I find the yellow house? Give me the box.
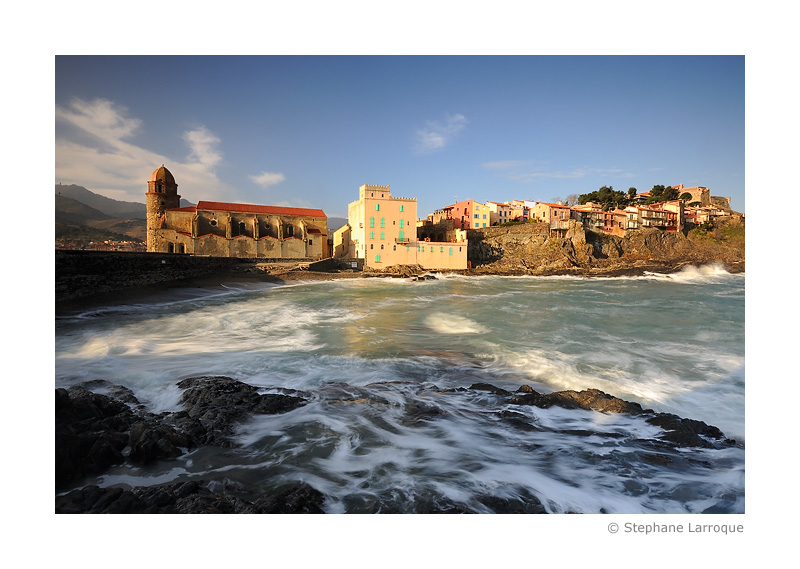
[339,184,467,271]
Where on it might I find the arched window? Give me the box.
[286,225,294,237]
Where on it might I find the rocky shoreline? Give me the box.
[55,376,741,514]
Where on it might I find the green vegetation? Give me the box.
[578,186,636,211]
[688,220,744,245]
[644,184,680,204]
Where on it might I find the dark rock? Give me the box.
[645,413,725,448]
[469,382,512,396]
[250,483,326,514]
[127,421,189,464]
[55,387,136,489]
[175,376,308,444]
[56,480,327,514]
[511,387,649,415]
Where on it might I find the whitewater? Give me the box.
[54,264,745,513]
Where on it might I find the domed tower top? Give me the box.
[150,164,175,184]
[147,164,178,195]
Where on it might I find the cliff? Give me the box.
[467,219,744,276]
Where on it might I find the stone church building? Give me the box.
[146,165,328,258]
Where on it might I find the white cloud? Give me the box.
[414,113,468,154]
[183,126,222,169]
[55,97,236,203]
[249,171,286,188]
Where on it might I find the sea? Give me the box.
[54,263,745,514]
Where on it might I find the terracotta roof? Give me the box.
[196,201,326,218]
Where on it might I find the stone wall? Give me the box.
[56,250,259,303]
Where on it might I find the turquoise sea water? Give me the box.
[55,264,745,513]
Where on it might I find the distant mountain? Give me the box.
[55,194,113,225]
[55,184,195,218]
[56,184,147,219]
[328,217,348,232]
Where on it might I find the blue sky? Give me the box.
[56,55,744,218]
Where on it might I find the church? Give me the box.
[146,165,329,258]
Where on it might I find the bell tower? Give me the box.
[146,165,180,252]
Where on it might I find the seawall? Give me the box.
[56,250,269,304]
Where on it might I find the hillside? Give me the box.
[55,185,146,243]
[56,184,147,219]
[467,219,744,276]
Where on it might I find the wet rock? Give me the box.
[175,376,308,444]
[470,382,512,396]
[510,386,649,415]
[55,387,135,489]
[55,480,326,514]
[645,413,725,448]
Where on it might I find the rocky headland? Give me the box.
[466,219,744,277]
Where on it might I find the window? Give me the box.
[370,231,374,239]
[440,246,444,252]
[308,239,313,245]
[474,214,478,219]
[400,205,404,212]
[393,245,396,251]
[370,244,374,249]
[370,216,375,228]
[449,248,453,255]
[286,225,294,237]
[381,244,384,250]
[483,214,487,219]
[210,219,218,227]
[398,229,405,242]
[399,219,404,228]
[380,217,385,228]
[380,232,385,240]
[376,204,380,211]
[375,254,381,262]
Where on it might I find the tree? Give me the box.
[579,185,632,211]
[679,192,693,201]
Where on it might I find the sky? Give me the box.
[55,55,745,218]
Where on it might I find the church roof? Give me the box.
[195,200,327,218]
[150,165,175,184]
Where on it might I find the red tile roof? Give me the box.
[195,201,326,218]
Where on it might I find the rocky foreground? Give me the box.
[55,376,740,514]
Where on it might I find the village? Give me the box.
[60,165,743,274]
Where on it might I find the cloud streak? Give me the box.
[249,171,286,188]
[55,97,234,203]
[414,113,468,154]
